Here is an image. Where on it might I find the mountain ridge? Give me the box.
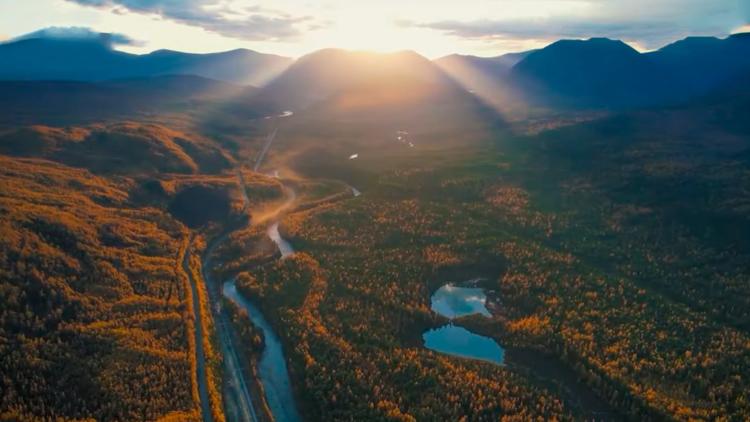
[0,37,292,86]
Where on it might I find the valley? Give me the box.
[1,25,750,422]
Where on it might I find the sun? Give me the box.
[307,15,413,54]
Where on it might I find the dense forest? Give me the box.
[3,94,749,421]
[0,156,197,420]
[235,252,569,421]
[225,95,750,421]
[0,118,258,420]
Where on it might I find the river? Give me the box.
[267,222,294,258]
[211,108,301,421]
[223,280,302,422]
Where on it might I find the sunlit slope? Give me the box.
[0,156,196,421]
[434,52,533,116]
[0,122,233,174]
[253,49,458,109]
[432,34,750,111]
[241,49,507,184]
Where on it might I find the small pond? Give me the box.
[431,282,491,319]
[424,279,504,365]
[423,324,504,365]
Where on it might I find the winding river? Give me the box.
[223,280,302,422]
[211,109,302,421]
[267,222,294,258]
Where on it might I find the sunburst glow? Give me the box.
[1,0,745,57]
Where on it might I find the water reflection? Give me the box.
[423,324,504,365]
[431,283,490,319]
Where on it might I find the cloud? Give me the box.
[741,0,750,22]
[64,0,321,41]
[403,18,690,47]
[402,0,746,49]
[9,26,141,46]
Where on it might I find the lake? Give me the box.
[431,282,491,319]
[423,324,504,365]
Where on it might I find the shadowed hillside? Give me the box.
[647,33,750,100]
[0,36,292,85]
[0,75,252,126]
[168,185,233,228]
[433,34,750,111]
[511,38,655,108]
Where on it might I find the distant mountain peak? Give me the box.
[146,49,188,57]
[7,26,137,48]
[439,53,472,59]
[5,36,115,50]
[223,47,261,55]
[658,35,723,51]
[729,32,750,40]
[249,47,464,112]
[0,35,292,85]
[545,37,639,52]
[659,33,750,54]
[519,37,642,68]
[683,35,721,41]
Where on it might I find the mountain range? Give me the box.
[1,31,749,112]
[0,37,292,86]
[438,33,750,109]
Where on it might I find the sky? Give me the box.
[0,0,748,58]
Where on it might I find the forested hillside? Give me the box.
[0,156,196,420]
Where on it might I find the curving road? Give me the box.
[197,110,294,422]
[202,235,259,422]
[183,115,284,422]
[253,129,278,172]
[182,237,215,422]
[186,108,358,422]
